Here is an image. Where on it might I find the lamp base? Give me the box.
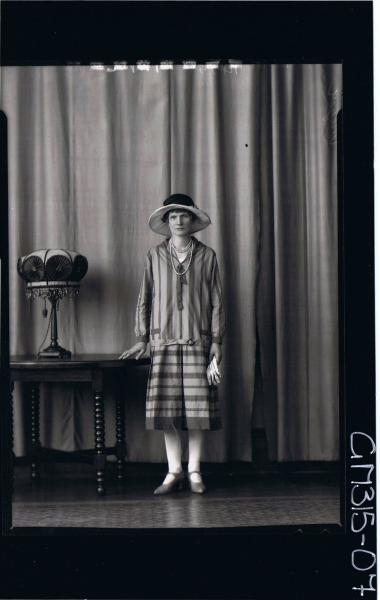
[38,344,72,360]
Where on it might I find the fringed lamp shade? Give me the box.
[17,249,88,359]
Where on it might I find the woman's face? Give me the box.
[168,210,193,237]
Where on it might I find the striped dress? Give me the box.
[135,236,225,430]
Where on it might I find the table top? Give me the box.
[10,354,151,369]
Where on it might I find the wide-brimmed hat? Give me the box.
[148,194,211,236]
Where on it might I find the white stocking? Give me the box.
[188,430,204,482]
[162,428,182,483]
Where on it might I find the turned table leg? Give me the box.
[30,383,41,481]
[115,396,126,480]
[93,372,106,496]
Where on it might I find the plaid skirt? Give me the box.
[145,344,222,430]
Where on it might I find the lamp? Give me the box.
[17,249,88,359]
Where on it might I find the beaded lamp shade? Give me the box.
[17,249,88,359]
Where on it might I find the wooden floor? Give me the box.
[11,463,341,529]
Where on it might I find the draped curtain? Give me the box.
[1,64,342,462]
[256,65,342,461]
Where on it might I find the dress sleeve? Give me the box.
[210,253,226,344]
[135,252,153,343]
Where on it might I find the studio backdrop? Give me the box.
[1,64,342,462]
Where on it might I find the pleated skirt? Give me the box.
[145,344,222,430]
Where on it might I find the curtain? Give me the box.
[256,64,342,460]
[1,64,342,462]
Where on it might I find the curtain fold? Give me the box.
[1,64,342,462]
[256,64,342,460]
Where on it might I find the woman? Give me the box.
[119,193,225,494]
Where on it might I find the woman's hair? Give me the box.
[162,209,196,223]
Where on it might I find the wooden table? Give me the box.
[10,354,150,495]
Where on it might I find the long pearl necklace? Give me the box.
[170,238,192,253]
[169,238,193,276]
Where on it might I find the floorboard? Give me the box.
[11,463,341,529]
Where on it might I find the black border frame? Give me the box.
[0,2,374,598]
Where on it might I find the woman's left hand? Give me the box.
[209,343,222,365]
[208,343,222,386]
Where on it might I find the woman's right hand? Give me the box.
[118,342,147,360]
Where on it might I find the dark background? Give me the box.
[0,2,374,599]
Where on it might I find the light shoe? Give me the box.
[188,471,206,494]
[153,471,185,495]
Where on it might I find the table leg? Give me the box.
[30,383,41,481]
[93,373,106,496]
[115,397,126,480]
[10,381,15,494]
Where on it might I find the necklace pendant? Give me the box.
[177,275,184,310]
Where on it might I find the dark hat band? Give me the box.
[163,194,194,208]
